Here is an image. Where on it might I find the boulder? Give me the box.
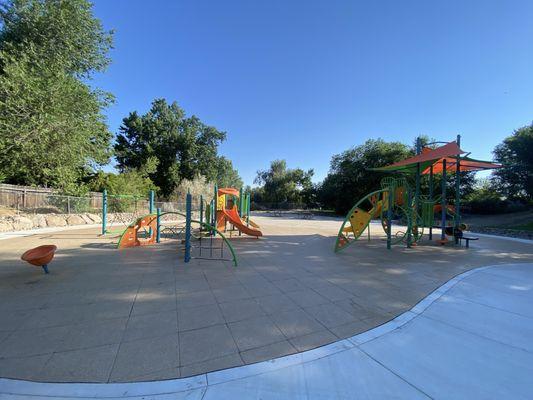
[80,214,94,224]
[11,215,34,231]
[30,214,48,228]
[66,215,86,226]
[0,219,14,232]
[85,213,102,223]
[45,214,68,227]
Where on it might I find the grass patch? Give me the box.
[506,221,533,231]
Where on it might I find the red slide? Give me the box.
[223,207,262,237]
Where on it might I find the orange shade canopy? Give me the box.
[372,141,501,174]
[218,187,240,197]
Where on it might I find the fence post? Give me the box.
[23,189,27,209]
[67,196,71,215]
[184,192,192,263]
[156,207,161,243]
[102,189,107,235]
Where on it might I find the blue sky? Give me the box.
[91,0,533,186]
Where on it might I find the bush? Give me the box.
[464,183,529,214]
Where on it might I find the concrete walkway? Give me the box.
[1,262,532,399]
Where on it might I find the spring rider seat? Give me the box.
[21,245,57,274]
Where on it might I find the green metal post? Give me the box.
[441,159,447,241]
[246,193,251,224]
[406,190,412,248]
[239,187,244,216]
[156,208,161,243]
[102,189,107,235]
[386,190,393,249]
[149,190,155,236]
[429,165,434,240]
[185,193,192,263]
[415,137,421,230]
[199,195,204,232]
[455,134,461,233]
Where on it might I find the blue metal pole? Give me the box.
[102,189,107,235]
[149,190,154,214]
[213,185,218,237]
[184,193,192,263]
[156,207,161,243]
[149,190,155,236]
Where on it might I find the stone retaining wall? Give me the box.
[0,213,103,232]
[0,212,193,233]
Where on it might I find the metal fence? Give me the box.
[251,202,310,211]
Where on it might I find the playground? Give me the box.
[0,212,532,383]
[0,138,532,395]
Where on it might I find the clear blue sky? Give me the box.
[91,0,533,186]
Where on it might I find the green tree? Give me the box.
[215,157,243,188]
[492,124,533,201]
[86,170,156,197]
[114,99,230,198]
[254,159,314,206]
[318,139,412,214]
[0,0,114,191]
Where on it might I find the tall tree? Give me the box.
[215,157,243,188]
[0,0,114,192]
[492,123,533,201]
[254,159,314,205]
[318,139,412,214]
[114,99,228,198]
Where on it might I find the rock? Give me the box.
[80,214,94,224]
[66,215,86,226]
[30,214,48,228]
[45,214,67,227]
[11,215,33,230]
[85,213,102,223]
[0,219,14,232]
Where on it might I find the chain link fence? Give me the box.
[0,184,102,215]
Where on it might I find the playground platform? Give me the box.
[0,216,532,391]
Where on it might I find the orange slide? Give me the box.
[222,207,262,237]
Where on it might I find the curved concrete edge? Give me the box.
[3,262,528,399]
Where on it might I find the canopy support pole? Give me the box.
[429,165,434,240]
[454,134,461,241]
[414,136,421,246]
[440,159,447,241]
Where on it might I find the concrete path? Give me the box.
[1,262,532,399]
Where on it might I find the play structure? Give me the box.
[101,189,155,236]
[215,187,262,237]
[21,245,57,274]
[335,135,501,252]
[108,186,259,266]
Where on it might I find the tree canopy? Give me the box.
[492,123,533,201]
[253,159,314,205]
[0,0,114,193]
[319,139,412,214]
[114,98,241,198]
